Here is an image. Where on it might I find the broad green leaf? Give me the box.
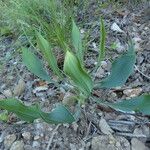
[63,51,93,96]
[95,44,136,88]
[98,18,106,63]
[0,99,75,124]
[72,20,83,63]
[36,32,62,78]
[39,104,75,124]
[97,95,150,115]
[0,99,40,122]
[22,48,51,81]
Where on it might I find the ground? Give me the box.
[0,1,150,150]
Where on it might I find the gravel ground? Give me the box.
[0,1,150,150]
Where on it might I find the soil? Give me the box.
[0,1,150,150]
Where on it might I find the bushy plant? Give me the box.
[0,19,150,124]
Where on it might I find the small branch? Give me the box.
[46,124,60,150]
[134,65,150,80]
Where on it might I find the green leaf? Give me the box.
[72,20,83,64]
[22,48,51,81]
[0,99,75,124]
[0,99,40,122]
[97,95,150,115]
[39,104,75,124]
[98,18,106,63]
[36,32,62,78]
[63,51,93,96]
[95,44,136,88]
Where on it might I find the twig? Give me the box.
[84,121,92,140]
[46,124,60,150]
[134,65,150,80]
[116,132,147,139]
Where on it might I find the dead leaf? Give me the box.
[13,79,26,96]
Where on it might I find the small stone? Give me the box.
[3,89,12,98]
[22,132,31,140]
[115,39,125,53]
[123,88,142,97]
[10,140,24,150]
[13,79,26,96]
[0,94,5,99]
[32,141,40,148]
[95,67,105,78]
[24,145,33,150]
[131,138,149,150]
[101,61,107,69]
[72,122,78,132]
[99,118,114,135]
[34,135,40,140]
[62,92,76,106]
[70,143,77,150]
[111,22,124,33]
[4,134,16,149]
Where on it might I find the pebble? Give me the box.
[32,141,40,148]
[34,135,40,140]
[131,138,149,150]
[4,134,16,149]
[92,135,130,150]
[115,39,125,53]
[111,22,124,33]
[95,67,105,78]
[62,92,76,106]
[3,89,12,98]
[123,88,142,97]
[13,79,26,96]
[70,143,77,150]
[22,132,31,140]
[101,61,107,69]
[10,140,24,150]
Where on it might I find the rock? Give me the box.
[22,132,31,140]
[13,79,26,96]
[0,94,5,99]
[99,118,114,135]
[62,92,76,106]
[10,140,24,150]
[70,143,77,150]
[32,141,40,148]
[34,135,40,140]
[111,22,124,33]
[123,88,142,97]
[92,135,130,150]
[101,61,107,69]
[95,67,105,78]
[131,138,149,150]
[3,89,12,98]
[4,134,16,149]
[72,122,78,132]
[115,39,125,53]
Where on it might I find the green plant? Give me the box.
[0,0,75,49]
[0,19,150,124]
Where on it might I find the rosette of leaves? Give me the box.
[0,19,150,124]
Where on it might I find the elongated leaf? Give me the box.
[96,95,150,115]
[72,20,83,63]
[22,48,51,81]
[98,18,106,63]
[95,44,136,88]
[63,51,93,96]
[39,104,75,124]
[0,99,40,122]
[36,32,62,77]
[0,99,75,124]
